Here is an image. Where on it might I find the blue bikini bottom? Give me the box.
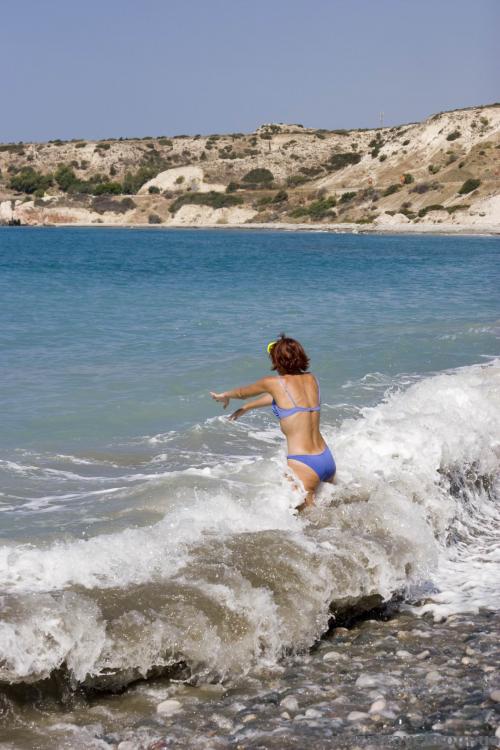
[287,445,336,482]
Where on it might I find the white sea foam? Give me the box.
[0,360,498,687]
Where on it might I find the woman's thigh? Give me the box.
[287,458,321,492]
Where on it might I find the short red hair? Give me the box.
[269,334,310,375]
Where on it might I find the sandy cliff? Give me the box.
[1,104,499,233]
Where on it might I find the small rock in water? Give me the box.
[425,671,441,683]
[395,650,412,659]
[118,743,137,750]
[279,696,299,712]
[323,651,342,662]
[210,714,233,731]
[305,708,322,719]
[416,650,430,660]
[241,713,257,723]
[347,711,370,721]
[495,726,500,739]
[489,689,500,702]
[280,711,291,720]
[355,674,378,688]
[156,699,182,716]
[369,698,386,713]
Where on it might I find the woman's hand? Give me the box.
[210,391,230,409]
[228,407,246,421]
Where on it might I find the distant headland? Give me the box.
[1,103,499,234]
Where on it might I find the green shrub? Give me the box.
[308,197,336,219]
[289,196,336,220]
[286,174,308,186]
[379,154,387,162]
[428,164,440,174]
[9,168,53,194]
[383,184,400,196]
[446,130,461,141]
[242,168,274,185]
[122,166,159,194]
[328,152,361,170]
[226,182,239,193]
[55,164,78,191]
[418,204,445,217]
[272,190,288,203]
[299,166,324,177]
[256,195,273,208]
[91,196,135,214]
[169,191,244,214]
[402,139,410,146]
[340,191,356,204]
[458,178,480,195]
[75,142,87,148]
[0,143,26,154]
[148,185,160,194]
[403,173,414,184]
[148,213,162,224]
[93,181,122,195]
[446,204,470,214]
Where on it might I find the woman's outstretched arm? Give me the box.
[210,377,272,409]
[228,393,273,421]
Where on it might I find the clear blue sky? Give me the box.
[2,0,498,142]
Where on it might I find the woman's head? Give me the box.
[268,334,310,375]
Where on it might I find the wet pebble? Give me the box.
[241,713,257,723]
[424,670,441,683]
[369,698,386,713]
[279,696,299,712]
[489,689,500,702]
[156,699,182,716]
[347,711,370,721]
[323,651,343,662]
[416,649,431,660]
[305,708,322,719]
[355,674,379,688]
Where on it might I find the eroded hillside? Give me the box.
[1,104,499,231]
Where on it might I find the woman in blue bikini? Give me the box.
[210,334,336,511]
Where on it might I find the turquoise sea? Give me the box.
[0,227,499,748]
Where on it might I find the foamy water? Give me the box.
[0,228,499,748]
[0,359,498,690]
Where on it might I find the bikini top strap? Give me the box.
[279,377,297,406]
[313,374,321,406]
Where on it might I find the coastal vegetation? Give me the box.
[0,103,498,227]
[328,152,361,170]
[458,178,480,194]
[169,191,244,214]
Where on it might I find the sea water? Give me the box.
[0,227,499,747]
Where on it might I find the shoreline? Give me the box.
[2,220,499,237]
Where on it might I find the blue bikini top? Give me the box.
[271,374,321,420]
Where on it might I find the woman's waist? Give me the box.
[285,436,330,455]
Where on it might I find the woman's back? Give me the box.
[272,373,326,454]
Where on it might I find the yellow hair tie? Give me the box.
[267,341,276,354]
